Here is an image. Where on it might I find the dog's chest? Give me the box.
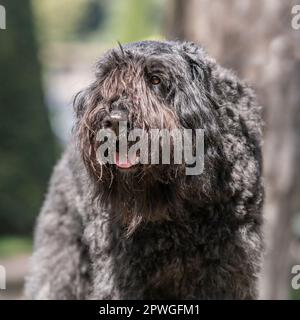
[85,215,208,299]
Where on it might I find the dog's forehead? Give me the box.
[97,41,187,77]
[123,40,175,54]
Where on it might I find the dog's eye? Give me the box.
[150,75,161,85]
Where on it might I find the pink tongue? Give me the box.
[115,152,135,169]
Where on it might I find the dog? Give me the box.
[25,40,264,299]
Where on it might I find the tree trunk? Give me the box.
[0,0,57,235]
[165,0,300,299]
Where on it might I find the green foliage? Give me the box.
[0,0,58,235]
[76,1,105,39]
[31,0,100,42]
[290,289,300,300]
[106,0,164,43]
[31,0,164,45]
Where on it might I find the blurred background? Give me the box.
[0,0,299,300]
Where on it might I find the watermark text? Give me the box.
[96,122,204,175]
[291,5,300,30]
[0,5,6,30]
[0,265,6,290]
[291,265,300,290]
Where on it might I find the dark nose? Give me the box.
[110,100,127,113]
[103,106,128,135]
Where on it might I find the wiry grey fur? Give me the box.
[25,41,264,299]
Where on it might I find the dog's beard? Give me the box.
[91,160,186,236]
[77,102,187,235]
[77,111,223,236]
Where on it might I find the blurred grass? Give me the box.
[0,237,32,258]
[291,289,300,300]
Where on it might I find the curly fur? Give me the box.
[25,40,264,299]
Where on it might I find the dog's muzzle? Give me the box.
[103,109,128,136]
[102,103,139,170]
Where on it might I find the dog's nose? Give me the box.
[103,110,128,135]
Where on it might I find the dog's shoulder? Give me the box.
[44,143,83,207]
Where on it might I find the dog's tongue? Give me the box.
[115,152,136,169]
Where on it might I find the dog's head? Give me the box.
[74,41,254,234]
[76,41,219,172]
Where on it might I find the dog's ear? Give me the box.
[73,82,100,118]
[73,89,87,118]
[180,42,207,82]
[179,41,215,86]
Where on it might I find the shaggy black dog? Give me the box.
[25,41,264,299]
